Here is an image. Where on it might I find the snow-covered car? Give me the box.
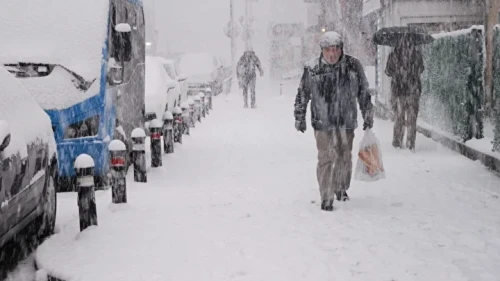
[176,53,227,96]
[145,56,181,122]
[155,56,189,102]
[0,66,58,249]
[217,56,233,95]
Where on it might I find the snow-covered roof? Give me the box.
[0,0,109,82]
[0,67,56,158]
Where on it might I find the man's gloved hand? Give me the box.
[363,115,373,131]
[295,120,306,133]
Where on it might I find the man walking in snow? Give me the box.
[236,49,264,108]
[385,39,424,151]
[294,31,374,211]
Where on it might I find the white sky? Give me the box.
[146,0,310,64]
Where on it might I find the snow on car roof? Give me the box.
[155,57,175,64]
[0,0,109,81]
[178,53,217,76]
[19,66,101,110]
[0,67,56,158]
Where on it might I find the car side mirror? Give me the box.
[0,121,11,152]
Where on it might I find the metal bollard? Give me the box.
[162,111,174,154]
[198,92,206,118]
[187,98,195,128]
[150,119,163,167]
[205,87,213,111]
[193,95,202,123]
[131,128,147,183]
[109,140,127,204]
[180,102,190,135]
[75,154,97,232]
[172,106,183,143]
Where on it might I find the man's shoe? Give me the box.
[336,191,349,202]
[392,140,402,149]
[321,200,334,211]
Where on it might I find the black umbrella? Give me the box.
[373,26,434,46]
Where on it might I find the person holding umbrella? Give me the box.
[373,26,433,151]
[386,37,424,150]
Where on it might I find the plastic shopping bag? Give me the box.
[354,129,386,182]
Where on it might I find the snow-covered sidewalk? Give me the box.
[34,80,500,281]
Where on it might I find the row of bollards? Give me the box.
[75,88,214,232]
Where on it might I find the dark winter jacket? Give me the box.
[236,51,263,82]
[385,45,424,96]
[294,53,373,131]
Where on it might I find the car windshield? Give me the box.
[4,63,95,91]
[163,64,177,80]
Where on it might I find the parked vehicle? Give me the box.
[0,0,146,191]
[217,56,233,95]
[176,53,227,96]
[155,56,189,103]
[145,56,180,123]
[0,66,58,249]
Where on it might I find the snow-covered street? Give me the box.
[16,79,500,281]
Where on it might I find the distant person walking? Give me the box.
[294,31,374,211]
[236,49,264,108]
[385,38,424,151]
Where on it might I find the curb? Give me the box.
[416,125,500,174]
[374,102,500,174]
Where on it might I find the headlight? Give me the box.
[64,115,100,139]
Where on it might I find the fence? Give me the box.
[420,26,485,142]
[492,26,500,152]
